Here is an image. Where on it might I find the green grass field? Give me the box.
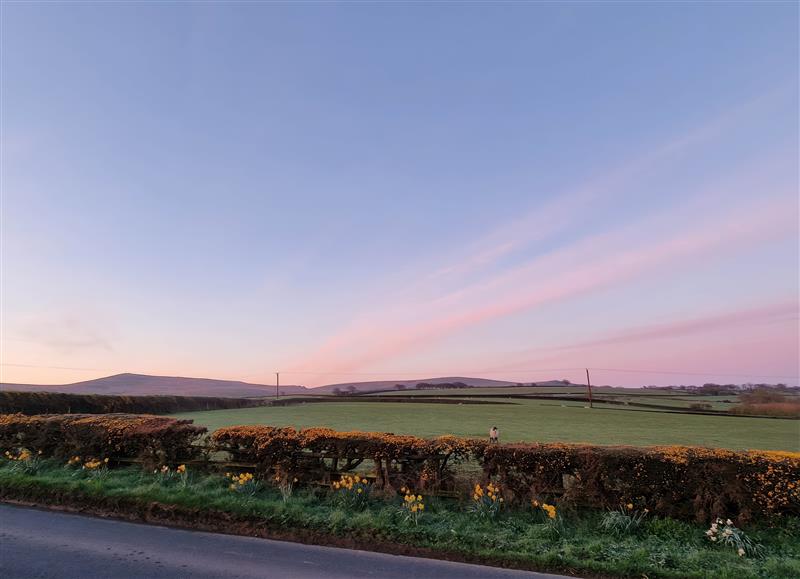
[172,398,800,451]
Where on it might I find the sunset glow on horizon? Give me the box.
[1,3,798,389]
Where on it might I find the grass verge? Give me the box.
[1,461,798,579]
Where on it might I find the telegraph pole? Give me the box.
[585,368,593,408]
[276,372,280,399]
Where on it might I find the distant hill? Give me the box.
[0,373,307,398]
[0,373,579,398]
[312,376,517,394]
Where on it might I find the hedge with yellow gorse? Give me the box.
[0,413,206,467]
[2,414,797,522]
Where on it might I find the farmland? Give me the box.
[172,395,800,451]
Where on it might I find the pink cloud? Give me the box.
[496,300,800,367]
[502,319,800,387]
[290,193,797,381]
[539,302,798,352]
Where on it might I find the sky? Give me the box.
[1,2,798,388]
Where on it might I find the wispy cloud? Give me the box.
[508,301,799,358]
[420,89,788,289]
[285,90,798,383]
[291,184,796,379]
[13,316,115,355]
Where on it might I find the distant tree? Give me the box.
[741,388,786,404]
[700,383,739,396]
[346,385,358,395]
[413,382,471,390]
[332,387,342,396]
[394,384,407,391]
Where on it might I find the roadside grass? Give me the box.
[171,398,800,451]
[2,461,799,578]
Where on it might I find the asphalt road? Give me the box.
[0,504,573,579]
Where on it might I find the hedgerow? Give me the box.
[210,426,479,492]
[2,414,797,521]
[0,390,264,415]
[0,413,206,467]
[480,443,800,522]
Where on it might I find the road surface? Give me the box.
[0,504,573,579]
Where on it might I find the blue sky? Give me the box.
[2,2,798,387]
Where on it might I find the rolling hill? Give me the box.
[311,377,518,393]
[0,373,575,397]
[0,373,306,398]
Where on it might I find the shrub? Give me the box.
[740,388,789,404]
[211,426,800,522]
[481,443,800,522]
[730,403,800,417]
[0,413,206,467]
[0,391,264,415]
[210,426,483,492]
[6,416,796,523]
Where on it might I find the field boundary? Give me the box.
[361,393,799,419]
[269,397,515,406]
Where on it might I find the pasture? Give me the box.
[172,397,800,451]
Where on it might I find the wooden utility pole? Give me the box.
[276,372,280,399]
[585,368,593,408]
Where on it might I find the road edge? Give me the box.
[0,486,604,579]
